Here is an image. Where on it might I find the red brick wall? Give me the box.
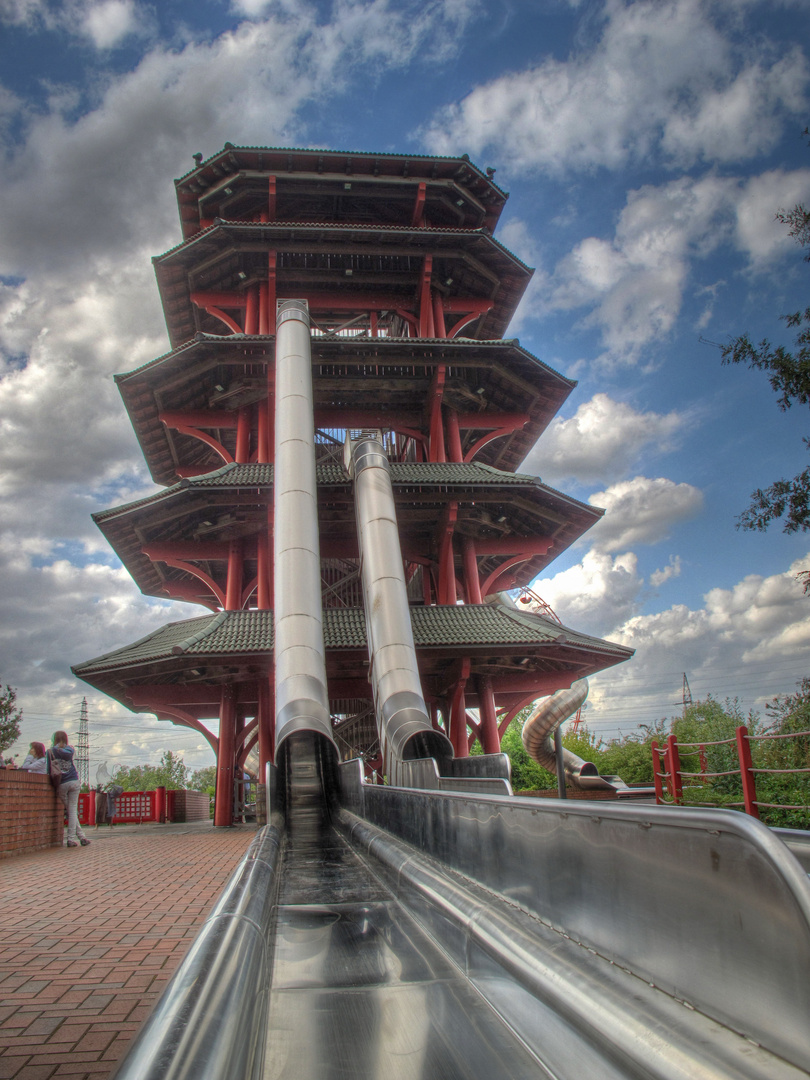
[0,769,64,858]
[172,790,211,822]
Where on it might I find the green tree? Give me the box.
[191,765,217,793]
[0,683,22,754]
[721,130,810,546]
[671,697,754,799]
[116,750,190,791]
[754,679,810,827]
[600,726,664,785]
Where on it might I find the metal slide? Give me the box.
[521,679,638,793]
[110,305,810,1080]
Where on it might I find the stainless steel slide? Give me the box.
[109,304,810,1080]
[112,758,810,1080]
[522,679,638,793]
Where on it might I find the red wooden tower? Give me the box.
[74,145,632,824]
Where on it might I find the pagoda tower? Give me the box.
[74,145,632,825]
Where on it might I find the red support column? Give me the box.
[225,539,244,610]
[449,678,469,757]
[461,536,482,604]
[476,675,499,753]
[236,406,251,463]
[266,251,277,328]
[214,685,236,827]
[245,283,259,335]
[419,255,433,337]
[736,724,760,819]
[268,175,277,220]
[428,365,446,462]
[666,734,683,804]
[439,536,456,605]
[154,786,166,824]
[258,282,269,336]
[446,409,463,463]
[432,292,446,338]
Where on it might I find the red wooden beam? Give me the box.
[160,410,239,429]
[489,673,576,695]
[129,683,261,707]
[474,538,553,555]
[144,541,233,560]
[314,409,422,430]
[411,182,426,227]
[456,413,529,431]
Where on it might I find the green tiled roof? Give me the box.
[93,460,547,523]
[73,605,630,676]
[175,144,510,198]
[114,334,573,387]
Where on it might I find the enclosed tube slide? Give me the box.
[346,433,453,785]
[521,680,635,792]
[273,300,336,760]
[521,678,626,791]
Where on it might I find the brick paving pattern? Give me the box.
[0,822,257,1079]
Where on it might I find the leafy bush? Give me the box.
[476,688,810,828]
[115,750,190,791]
[670,697,754,798]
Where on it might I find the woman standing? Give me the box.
[51,731,90,848]
[21,742,47,773]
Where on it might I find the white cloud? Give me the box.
[422,0,808,175]
[650,555,682,589]
[537,169,810,362]
[587,476,704,552]
[534,548,645,637]
[522,393,686,484]
[544,554,810,736]
[0,0,482,493]
[0,0,485,769]
[0,0,151,47]
[734,167,810,264]
[79,0,141,49]
[0,0,48,26]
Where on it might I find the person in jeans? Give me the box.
[51,731,90,848]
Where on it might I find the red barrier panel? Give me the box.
[76,790,157,824]
[116,791,156,823]
[74,789,207,826]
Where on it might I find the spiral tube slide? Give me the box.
[521,678,614,789]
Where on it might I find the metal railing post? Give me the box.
[736,724,760,819]
[651,740,664,804]
[666,734,683,804]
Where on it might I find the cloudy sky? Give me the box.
[1,0,809,771]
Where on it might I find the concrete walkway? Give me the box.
[0,821,257,1079]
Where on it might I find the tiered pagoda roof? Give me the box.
[93,462,601,606]
[116,335,576,483]
[74,604,631,717]
[74,143,633,784]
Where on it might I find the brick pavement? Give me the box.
[0,821,257,1080]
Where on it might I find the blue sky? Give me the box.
[1,0,809,768]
